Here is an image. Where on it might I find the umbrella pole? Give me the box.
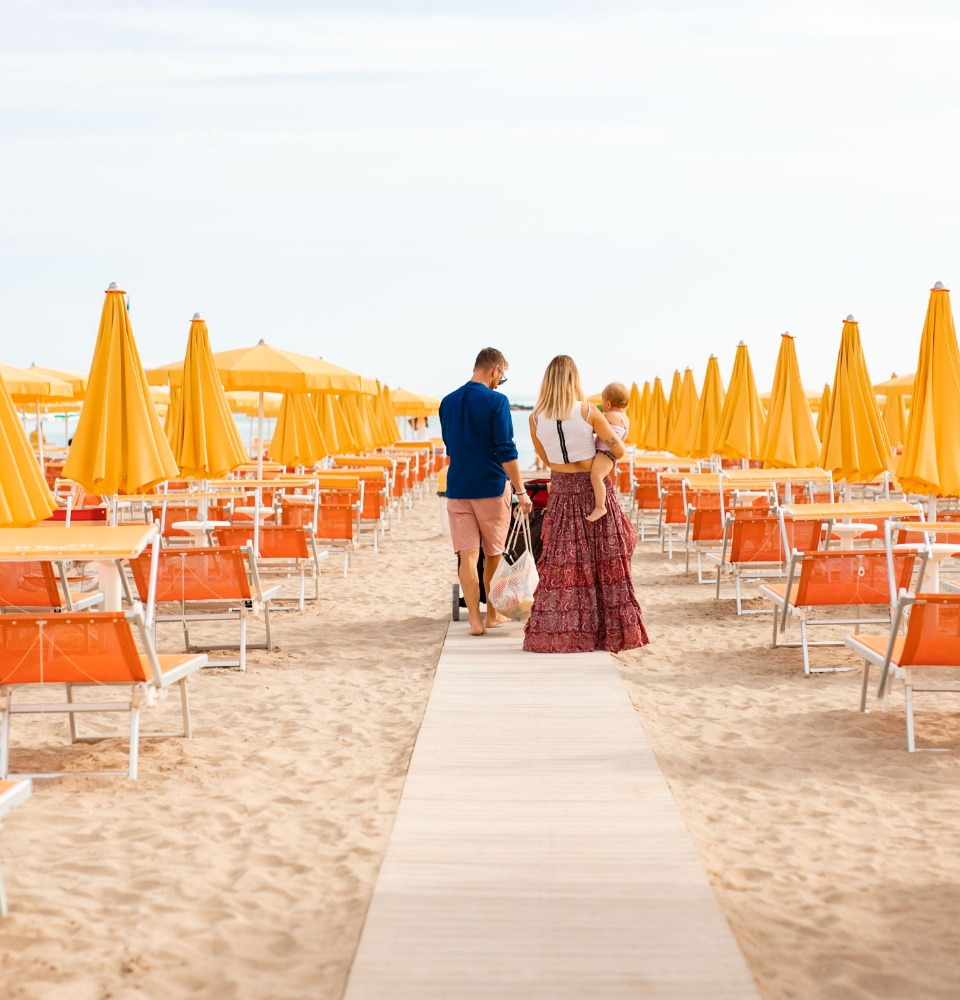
[258,391,264,480]
[35,402,44,470]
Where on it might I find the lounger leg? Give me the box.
[179,679,192,739]
[735,574,742,615]
[0,702,9,779]
[0,860,7,917]
[67,684,78,743]
[715,565,722,601]
[128,706,140,780]
[800,619,810,675]
[859,660,871,712]
[239,614,247,672]
[263,605,273,652]
[298,566,305,612]
[770,603,779,649]
[905,685,916,752]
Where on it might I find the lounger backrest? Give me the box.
[900,596,960,666]
[794,551,914,606]
[661,490,686,525]
[214,525,309,559]
[129,547,252,603]
[0,612,147,685]
[0,561,62,610]
[729,516,823,564]
[314,504,355,541]
[150,504,200,537]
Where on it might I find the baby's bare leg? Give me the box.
[586,452,614,521]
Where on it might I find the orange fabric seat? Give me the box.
[0,560,101,613]
[0,611,205,779]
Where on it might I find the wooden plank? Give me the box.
[344,622,760,1000]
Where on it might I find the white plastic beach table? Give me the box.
[893,542,960,592]
[170,520,230,547]
[0,524,160,616]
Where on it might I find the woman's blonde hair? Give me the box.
[534,355,585,421]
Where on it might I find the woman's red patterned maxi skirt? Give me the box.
[523,472,649,654]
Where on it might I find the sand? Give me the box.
[4,494,960,1000]
[0,497,451,1000]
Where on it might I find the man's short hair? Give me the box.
[474,347,507,372]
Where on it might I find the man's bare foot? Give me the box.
[585,506,606,522]
[485,608,509,628]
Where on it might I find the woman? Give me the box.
[523,355,649,654]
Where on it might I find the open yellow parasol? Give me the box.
[1,363,74,468]
[390,387,441,418]
[714,342,766,462]
[167,314,248,479]
[643,377,670,451]
[818,316,892,484]
[63,284,179,495]
[625,382,643,447]
[897,282,960,503]
[687,356,725,459]
[667,369,699,457]
[226,391,283,418]
[269,392,330,466]
[0,376,57,527]
[759,333,820,468]
[875,373,915,395]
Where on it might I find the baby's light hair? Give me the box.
[602,382,629,409]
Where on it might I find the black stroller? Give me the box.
[450,480,548,621]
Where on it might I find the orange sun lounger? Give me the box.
[129,545,280,671]
[0,611,206,779]
[760,550,917,675]
[845,593,960,751]
[0,561,102,613]
[0,778,31,915]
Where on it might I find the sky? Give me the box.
[2,0,960,400]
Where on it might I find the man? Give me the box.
[440,348,533,635]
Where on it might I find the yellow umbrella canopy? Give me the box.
[759,333,821,468]
[315,393,358,453]
[269,392,330,467]
[390,386,441,418]
[815,383,831,439]
[0,376,57,527]
[636,381,651,447]
[874,373,915,395]
[643,377,670,451]
[882,391,909,448]
[714,342,767,462]
[63,284,179,495]
[667,368,699,457]
[665,370,683,442]
[26,365,86,400]
[225,391,283,418]
[0,363,73,402]
[818,316,892,483]
[625,382,643,447]
[897,282,960,498]
[686,356,726,459]
[167,314,248,479]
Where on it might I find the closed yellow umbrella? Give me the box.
[625,382,643,447]
[269,392,330,467]
[636,381,651,447]
[714,342,766,462]
[374,384,400,445]
[759,333,820,468]
[665,370,683,442]
[897,282,960,502]
[0,376,56,527]
[163,386,179,438]
[687,355,725,459]
[167,314,248,479]
[667,368,699,457]
[358,391,388,449]
[815,384,831,439]
[643,377,669,451]
[818,316,892,484]
[882,391,909,448]
[340,393,375,451]
[63,284,179,495]
[315,393,358,454]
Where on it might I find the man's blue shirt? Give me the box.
[439,381,518,499]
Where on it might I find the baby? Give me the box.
[586,382,630,522]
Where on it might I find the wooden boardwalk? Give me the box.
[343,620,760,999]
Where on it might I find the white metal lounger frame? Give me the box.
[0,611,206,780]
[149,542,281,671]
[0,778,31,915]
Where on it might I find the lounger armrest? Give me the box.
[149,652,208,687]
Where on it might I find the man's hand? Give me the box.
[516,490,533,516]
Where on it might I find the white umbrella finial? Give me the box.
[934,281,945,289]
[846,314,855,321]
[192,312,203,320]
[107,282,119,290]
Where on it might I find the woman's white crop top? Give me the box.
[535,403,597,464]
